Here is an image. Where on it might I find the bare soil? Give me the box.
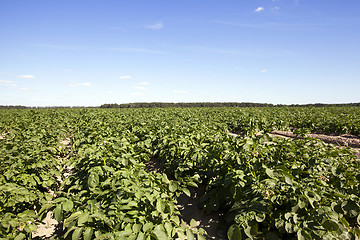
[177,185,227,240]
[144,158,226,239]
[229,130,360,158]
[270,130,360,158]
[271,130,360,148]
[33,137,72,239]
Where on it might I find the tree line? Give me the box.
[1,102,360,109]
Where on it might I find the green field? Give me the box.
[1,107,359,239]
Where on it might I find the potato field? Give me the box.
[0,107,359,240]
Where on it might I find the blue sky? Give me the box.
[1,0,359,106]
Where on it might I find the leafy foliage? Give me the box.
[0,107,359,239]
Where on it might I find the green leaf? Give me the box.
[266,168,275,178]
[63,200,74,212]
[88,172,99,189]
[64,211,83,228]
[297,229,312,240]
[54,204,63,221]
[72,227,83,240]
[177,230,185,240]
[156,199,165,213]
[182,188,191,197]
[164,222,173,237]
[255,212,266,222]
[136,232,145,240]
[227,224,242,240]
[14,233,26,240]
[170,215,180,225]
[186,228,195,240]
[190,219,198,228]
[285,222,293,233]
[322,220,339,231]
[169,182,178,192]
[298,200,306,209]
[187,181,198,188]
[244,221,258,238]
[84,227,93,240]
[133,223,141,233]
[78,212,90,226]
[153,225,169,240]
[143,222,154,232]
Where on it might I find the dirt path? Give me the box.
[229,130,360,158]
[32,136,72,239]
[271,130,360,148]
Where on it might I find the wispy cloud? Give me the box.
[172,90,188,94]
[18,75,35,79]
[139,81,150,86]
[20,87,31,91]
[0,79,17,87]
[132,92,144,96]
[146,22,163,30]
[255,7,265,13]
[106,47,169,55]
[69,82,93,87]
[133,82,150,91]
[120,75,132,79]
[134,86,147,90]
[261,69,268,73]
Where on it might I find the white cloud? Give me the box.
[19,75,35,79]
[172,90,189,94]
[20,88,30,91]
[261,69,268,73]
[132,92,144,96]
[69,82,93,87]
[134,86,147,90]
[0,79,17,87]
[139,81,150,85]
[255,7,265,12]
[146,22,163,30]
[120,75,132,79]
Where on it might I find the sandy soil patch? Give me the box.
[33,136,72,238]
[271,130,360,148]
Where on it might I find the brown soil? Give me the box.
[270,130,360,158]
[177,186,227,240]
[271,130,360,148]
[144,158,226,239]
[229,130,360,158]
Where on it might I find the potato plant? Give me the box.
[0,107,359,239]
